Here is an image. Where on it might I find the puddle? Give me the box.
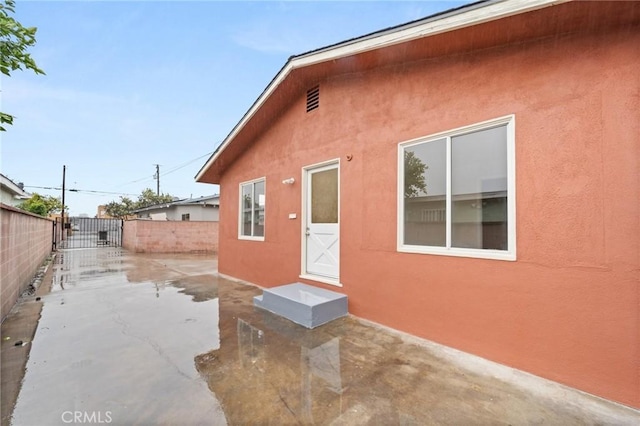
[167,275,220,302]
[6,248,638,425]
[194,280,640,425]
[10,249,225,425]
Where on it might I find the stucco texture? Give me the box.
[214,5,639,408]
[123,220,218,254]
[0,205,53,321]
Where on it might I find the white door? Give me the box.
[305,163,339,279]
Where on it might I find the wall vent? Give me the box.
[306,85,319,112]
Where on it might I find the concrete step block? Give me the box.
[253,283,347,329]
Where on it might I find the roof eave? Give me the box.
[195,0,571,184]
[0,174,29,197]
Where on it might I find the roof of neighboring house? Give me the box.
[132,195,219,214]
[0,173,30,199]
[172,194,220,206]
[196,0,592,184]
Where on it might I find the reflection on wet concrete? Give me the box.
[8,249,225,425]
[168,275,220,302]
[3,248,639,425]
[196,281,640,425]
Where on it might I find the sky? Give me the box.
[2,0,466,216]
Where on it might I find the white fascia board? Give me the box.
[293,0,570,67]
[0,174,28,197]
[195,0,570,182]
[174,195,219,205]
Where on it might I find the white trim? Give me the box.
[238,236,265,242]
[238,176,266,241]
[301,159,341,282]
[398,115,516,261]
[446,132,452,248]
[506,115,517,259]
[399,245,516,261]
[303,158,342,171]
[0,174,29,197]
[195,0,568,182]
[291,0,568,68]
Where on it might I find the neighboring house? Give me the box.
[196,0,639,409]
[96,205,113,219]
[96,206,136,221]
[0,174,30,207]
[132,195,220,221]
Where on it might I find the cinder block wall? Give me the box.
[123,220,218,253]
[122,219,138,251]
[0,204,53,321]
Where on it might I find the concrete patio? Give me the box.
[1,248,638,425]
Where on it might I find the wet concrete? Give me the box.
[2,248,639,425]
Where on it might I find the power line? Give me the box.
[160,151,214,177]
[24,185,137,196]
[115,150,214,187]
[23,150,217,199]
[121,175,155,185]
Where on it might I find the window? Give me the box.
[181,214,190,221]
[398,116,515,260]
[239,178,265,239]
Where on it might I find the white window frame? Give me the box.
[397,115,516,261]
[238,177,266,241]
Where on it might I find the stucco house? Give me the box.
[0,174,30,207]
[196,0,639,409]
[132,195,220,221]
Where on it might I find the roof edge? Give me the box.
[0,173,30,197]
[132,194,220,213]
[195,0,571,183]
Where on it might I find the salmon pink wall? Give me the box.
[123,220,218,254]
[218,27,639,408]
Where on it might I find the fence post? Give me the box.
[52,220,57,251]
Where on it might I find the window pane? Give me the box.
[404,139,446,246]
[451,125,507,250]
[253,181,265,237]
[241,184,252,236]
[311,168,338,223]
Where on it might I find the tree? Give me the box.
[103,197,136,219]
[18,193,63,217]
[404,150,428,198]
[1,0,45,131]
[136,188,174,209]
[104,189,175,219]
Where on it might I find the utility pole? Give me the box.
[154,164,160,196]
[61,165,66,241]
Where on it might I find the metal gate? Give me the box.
[55,217,123,249]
